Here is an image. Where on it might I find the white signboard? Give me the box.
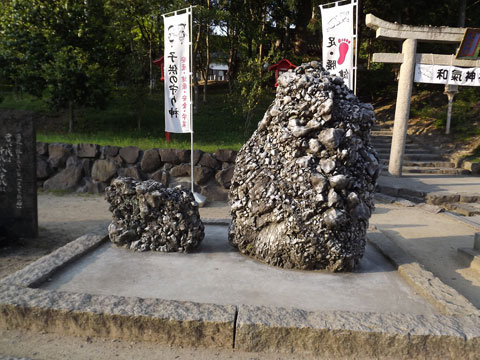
[415,64,480,86]
[163,12,191,133]
[320,1,355,89]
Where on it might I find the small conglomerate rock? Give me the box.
[105,177,204,252]
[228,62,379,272]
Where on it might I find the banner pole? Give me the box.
[189,5,194,195]
[354,0,358,95]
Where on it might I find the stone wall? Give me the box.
[36,142,236,201]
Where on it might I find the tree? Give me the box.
[231,53,275,139]
[107,0,169,130]
[0,0,115,132]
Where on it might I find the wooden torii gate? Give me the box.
[366,14,479,176]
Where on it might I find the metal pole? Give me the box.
[162,6,190,17]
[354,0,358,95]
[189,6,194,194]
[321,0,351,7]
[446,96,453,135]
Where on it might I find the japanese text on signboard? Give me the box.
[415,64,480,86]
[320,1,354,89]
[163,12,191,133]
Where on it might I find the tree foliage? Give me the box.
[1,0,479,130]
[0,0,115,131]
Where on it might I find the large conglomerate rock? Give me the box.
[228,62,379,272]
[105,177,204,252]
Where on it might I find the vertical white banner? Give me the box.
[320,1,355,90]
[163,12,191,133]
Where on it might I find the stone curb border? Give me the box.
[443,211,480,230]
[377,184,480,207]
[1,232,108,288]
[1,231,479,358]
[0,232,236,349]
[367,227,480,317]
[235,305,480,358]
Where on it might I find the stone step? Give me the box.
[380,160,455,168]
[373,144,421,150]
[378,186,480,209]
[399,167,469,175]
[376,184,426,202]
[376,149,442,156]
[371,137,413,144]
[371,127,463,175]
[371,135,393,139]
[426,192,480,205]
[377,153,447,161]
[371,131,393,136]
[444,202,480,216]
[380,166,469,175]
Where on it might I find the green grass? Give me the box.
[1,85,274,152]
[409,88,480,163]
[462,145,480,164]
[0,91,49,113]
[410,88,480,140]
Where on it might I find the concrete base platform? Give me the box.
[41,225,436,315]
[1,226,479,358]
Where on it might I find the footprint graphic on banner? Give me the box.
[338,38,350,65]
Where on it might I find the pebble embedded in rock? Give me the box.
[228,62,379,272]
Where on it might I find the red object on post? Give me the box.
[153,57,165,81]
[268,59,297,87]
[153,57,170,142]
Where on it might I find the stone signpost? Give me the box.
[365,14,477,176]
[0,111,38,239]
